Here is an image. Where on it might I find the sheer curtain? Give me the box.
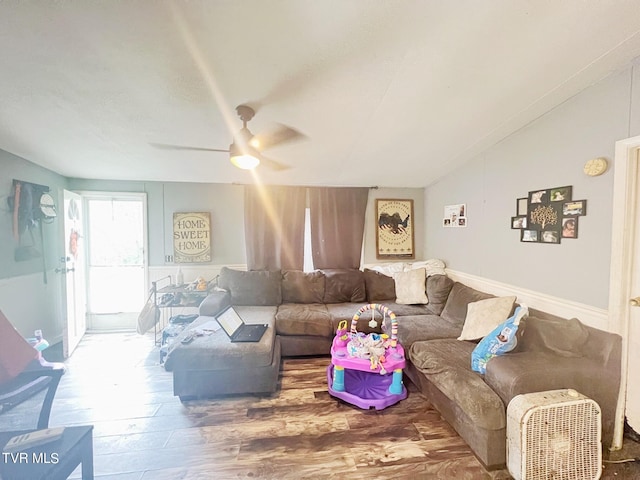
[244,186,306,270]
[309,187,369,269]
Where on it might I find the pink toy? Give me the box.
[327,304,407,410]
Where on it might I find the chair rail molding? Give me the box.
[445,269,608,330]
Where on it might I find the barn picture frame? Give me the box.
[375,199,415,259]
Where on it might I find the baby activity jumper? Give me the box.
[327,303,407,409]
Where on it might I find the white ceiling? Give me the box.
[2,1,640,188]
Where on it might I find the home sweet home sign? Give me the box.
[173,212,211,263]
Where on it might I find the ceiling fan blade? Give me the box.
[150,142,229,153]
[251,124,305,150]
[258,154,291,171]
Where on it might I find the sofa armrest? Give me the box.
[485,353,607,405]
[199,290,231,316]
[484,351,620,446]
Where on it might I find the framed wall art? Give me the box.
[173,212,211,263]
[376,199,414,259]
[443,203,467,228]
[511,185,587,244]
[516,197,528,216]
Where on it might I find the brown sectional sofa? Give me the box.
[165,265,622,470]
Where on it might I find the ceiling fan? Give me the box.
[151,105,303,171]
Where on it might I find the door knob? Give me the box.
[631,297,640,307]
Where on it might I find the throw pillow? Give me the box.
[282,270,325,303]
[363,269,396,302]
[425,275,455,315]
[471,305,528,374]
[218,267,282,306]
[395,268,429,304]
[458,295,517,341]
[322,269,366,303]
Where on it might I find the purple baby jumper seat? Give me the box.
[327,303,407,410]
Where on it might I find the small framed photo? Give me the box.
[511,216,527,229]
[562,217,578,238]
[540,229,560,244]
[549,186,572,202]
[517,197,528,216]
[562,200,587,216]
[521,229,538,242]
[528,189,548,204]
[443,218,451,227]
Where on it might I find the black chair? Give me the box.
[0,311,65,430]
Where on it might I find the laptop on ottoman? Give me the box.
[215,306,268,343]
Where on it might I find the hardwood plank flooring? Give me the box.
[2,332,639,479]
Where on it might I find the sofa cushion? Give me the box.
[458,296,517,341]
[275,303,333,337]
[395,268,428,304]
[409,339,506,430]
[381,303,432,317]
[425,275,454,315]
[218,267,282,306]
[282,270,325,304]
[326,303,382,335]
[164,306,277,371]
[363,269,396,302]
[396,314,464,349]
[322,269,366,303]
[440,282,494,326]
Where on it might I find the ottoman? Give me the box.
[163,306,281,400]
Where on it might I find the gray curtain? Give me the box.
[309,187,369,269]
[244,186,306,270]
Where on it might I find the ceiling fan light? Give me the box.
[229,140,260,170]
[230,154,260,170]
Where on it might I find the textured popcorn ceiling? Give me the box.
[1,1,640,187]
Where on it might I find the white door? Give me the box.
[626,149,640,433]
[610,138,640,447]
[62,190,87,358]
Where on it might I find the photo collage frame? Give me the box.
[443,203,467,228]
[511,186,587,244]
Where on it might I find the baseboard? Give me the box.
[445,269,609,331]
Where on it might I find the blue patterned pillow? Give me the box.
[471,305,528,374]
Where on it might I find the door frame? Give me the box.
[78,190,149,331]
[609,135,640,449]
[62,189,87,358]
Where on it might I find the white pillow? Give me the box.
[457,296,517,341]
[395,268,429,304]
[407,259,446,277]
[367,262,406,278]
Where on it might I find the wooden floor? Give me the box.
[2,332,640,479]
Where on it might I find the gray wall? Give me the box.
[69,179,424,267]
[0,151,68,337]
[67,179,247,266]
[424,66,639,308]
